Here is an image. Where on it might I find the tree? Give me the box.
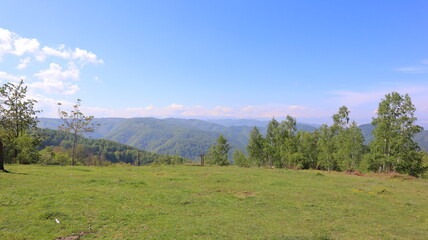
[335,121,365,171]
[278,115,297,168]
[369,92,424,176]
[0,80,40,165]
[296,130,319,169]
[206,135,230,166]
[330,106,365,171]
[58,99,98,165]
[247,127,265,167]
[317,124,336,171]
[233,149,249,167]
[265,118,280,167]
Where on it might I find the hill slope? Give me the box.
[38,128,188,165]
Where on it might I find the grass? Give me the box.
[1,165,427,240]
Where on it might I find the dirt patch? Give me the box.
[235,191,256,198]
[344,171,364,176]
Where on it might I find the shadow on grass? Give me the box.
[1,170,29,175]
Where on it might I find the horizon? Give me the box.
[36,116,394,129]
[1,1,428,128]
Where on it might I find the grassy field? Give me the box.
[1,165,427,240]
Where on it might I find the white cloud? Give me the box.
[394,59,428,73]
[394,66,427,74]
[0,28,14,59]
[41,45,70,59]
[0,71,26,82]
[16,57,31,70]
[40,46,104,64]
[0,28,103,65]
[72,48,104,64]
[166,103,185,111]
[70,103,326,120]
[12,37,40,56]
[32,62,80,95]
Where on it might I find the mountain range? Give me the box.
[37,118,428,160]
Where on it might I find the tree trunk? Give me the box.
[0,139,6,172]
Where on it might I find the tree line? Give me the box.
[207,92,427,177]
[0,80,187,171]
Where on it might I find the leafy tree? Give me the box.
[369,92,424,176]
[265,118,280,167]
[296,130,319,169]
[335,121,365,171]
[206,135,230,166]
[15,133,40,164]
[330,106,365,171]
[233,149,249,167]
[278,115,297,168]
[247,126,265,167]
[0,80,40,165]
[316,106,365,171]
[317,124,336,170]
[58,99,98,165]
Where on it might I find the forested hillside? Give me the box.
[38,118,318,160]
[38,118,428,161]
[38,128,188,165]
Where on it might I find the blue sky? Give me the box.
[1,0,428,126]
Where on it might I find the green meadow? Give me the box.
[1,165,427,240]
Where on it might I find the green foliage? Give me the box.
[53,151,72,166]
[15,133,40,164]
[278,115,298,168]
[247,126,265,166]
[335,122,365,171]
[422,153,428,179]
[206,135,230,166]
[265,118,281,167]
[153,155,187,165]
[295,131,319,169]
[232,149,249,167]
[0,80,40,165]
[317,124,337,170]
[38,128,189,165]
[369,92,424,176]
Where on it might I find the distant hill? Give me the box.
[38,118,317,160]
[206,118,318,132]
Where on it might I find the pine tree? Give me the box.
[206,135,231,166]
[247,127,265,167]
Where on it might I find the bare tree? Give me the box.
[58,99,98,165]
